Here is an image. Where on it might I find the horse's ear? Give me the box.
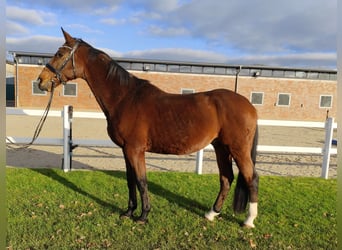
[61,27,74,44]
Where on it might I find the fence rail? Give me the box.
[6,107,337,178]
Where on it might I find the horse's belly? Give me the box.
[148,131,216,155]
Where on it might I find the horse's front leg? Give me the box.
[120,156,138,219]
[123,146,151,224]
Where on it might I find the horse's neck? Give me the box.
[82,53,133,117]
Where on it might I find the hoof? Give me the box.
[242,223,255,229]
[119,212,133,220]
[135,218,148,225]
[119,214,131,220]
[205,207,220,221]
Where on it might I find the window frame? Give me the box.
[62,82,78,97]
[277,93,291,107]
[319,95,333,108]
[250,92,264,106]
[181,88,195,95]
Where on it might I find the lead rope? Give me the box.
[6,82,55,149]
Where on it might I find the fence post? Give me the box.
[62,105,71,172]
[321,117,334,179]
[196,149,204,174]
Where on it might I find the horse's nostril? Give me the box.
[37,78,44,90]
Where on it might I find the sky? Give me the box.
[6,0,337,69]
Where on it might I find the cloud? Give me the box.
[99,18,127,26]
[7,34,335,69]
[92,5,120,16]
[6,20,30,35]
[8,0,122,14]
[227,52,337,69]
[101,48,123,57]
[6,6,57,26]
[123,48,228,63]
[126,0,181,13]
[6,35,64,53]
[144,0,337,54]
[147,25,189,37]
[64,24,103,34]
[5,0,337,69]
[120,48,336,69]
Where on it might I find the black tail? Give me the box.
[251,125,258,165]
[233,125,258,213]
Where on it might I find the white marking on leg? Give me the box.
[244,202,258,228]
[205,207,220,221]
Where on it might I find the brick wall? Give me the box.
[16,65,337,121]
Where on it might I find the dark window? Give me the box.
[319,95,332,108]
[277,93,291,106]
[143,64,154,71]
[63,83,77,96]
[250,92,264,105]
[239,68,250,76]
[155,64,167,71]
[214,67,226,74]
[131,63,143,70]
[180,65,191,73]
[226,68,237,75]
[284,71,295,78]
[329,74,337,80]
[273,70,285,77]
[168,64,180,72]
[295,71,307,78]
[261,69,272,77]
[203,67,215,74]
[308,72,319,79]
[191,66,202,73]
[319,73,330,80]
[118,62,130,70]
[181,88,195,94]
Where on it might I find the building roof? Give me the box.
[9,51,337,81]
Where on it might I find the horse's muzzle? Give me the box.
[37,77,52,92]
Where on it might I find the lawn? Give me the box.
[6,168,337,249]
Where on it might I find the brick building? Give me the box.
[8,51,337,121]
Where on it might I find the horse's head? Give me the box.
[37,28,82,92]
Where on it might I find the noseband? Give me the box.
[45,39,81,85]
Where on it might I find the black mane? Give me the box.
[86,42,147,87]
[106,60,131,85]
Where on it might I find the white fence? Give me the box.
[6,106,337,178]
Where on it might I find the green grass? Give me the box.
[7,168,337,249]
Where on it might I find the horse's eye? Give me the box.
[55,52,63,58]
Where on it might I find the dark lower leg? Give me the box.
[120,186,137,218]
[213,153,234,212]
[120,162,137,219]
[136,177,150,223]
[206,147,233,221]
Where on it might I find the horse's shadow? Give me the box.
[104,171,210,218]
[31,168,212,219]
[31,168,122,214]
[14,146,209,219]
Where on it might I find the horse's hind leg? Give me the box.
[205,142,234,221]
[233,152,259,228]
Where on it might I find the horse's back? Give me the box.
[144,87,256,154]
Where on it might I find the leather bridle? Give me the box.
[45,39,81,85]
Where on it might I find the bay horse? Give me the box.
[37,29,259,228]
